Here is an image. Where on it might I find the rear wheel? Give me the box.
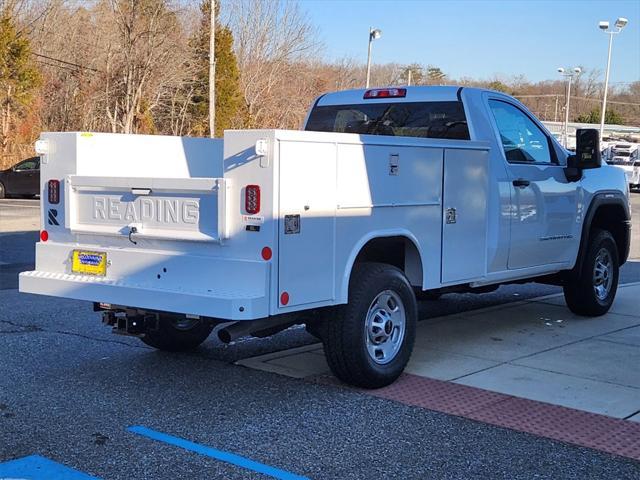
[0,182,5,199]
[323,262,417,389]
[141,316,214,352]
[564,229,619,316]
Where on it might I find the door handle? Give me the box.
[512,178,530,188]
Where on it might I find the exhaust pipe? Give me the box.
[217,316,295,344]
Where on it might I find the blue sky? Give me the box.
[297,0,640,84]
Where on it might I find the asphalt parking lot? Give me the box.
[1,198,640,479]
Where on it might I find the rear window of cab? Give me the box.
[305,101,470,140]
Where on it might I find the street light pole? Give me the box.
[365,27,382,88]
[558,67,581,148]
[564,75,573,147]
[598,18,628,141]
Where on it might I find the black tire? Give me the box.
[323,262,417,389]
[564,229,619,316]
[141,316,214,352]
[0,182,5,199]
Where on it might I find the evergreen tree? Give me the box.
[400,64,423,85]
[426,66,446,85]
[0,14,41,152]
[487,81,511,94]
[190,0,246,137]
[576,107,623,125]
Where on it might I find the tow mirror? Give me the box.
[565,128,601,182]
[575,128,601,169]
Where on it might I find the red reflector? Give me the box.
[261,246,272,261]
[40,230,49,242]
[364,88,407,99]
[280,292,290,306]
[48,179,60,204]
[245,185,261,215]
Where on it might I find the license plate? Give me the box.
[72,250,107,276]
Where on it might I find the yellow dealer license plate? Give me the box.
[72,250,107,276]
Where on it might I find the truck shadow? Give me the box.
[0,230,38,289]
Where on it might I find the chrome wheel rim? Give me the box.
[593,248,613,301]
[364,290,406,365]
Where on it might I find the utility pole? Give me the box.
[209,0,216,138]
[407,69,412,86]
[554,95,559,122]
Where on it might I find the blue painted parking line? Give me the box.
[0,455,99,479]
[128,425,309,480]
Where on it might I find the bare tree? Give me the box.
[100,0,186,133]
[225,0,320,128]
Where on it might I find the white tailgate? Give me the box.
[66,175,227,242]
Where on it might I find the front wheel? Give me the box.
[141,316,214,352]
[564,229,619,316]
[323,262,417,389]
[0,182,5,199]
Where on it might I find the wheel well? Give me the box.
[354,236,423,286]
[589,204,629,265]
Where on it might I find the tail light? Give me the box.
[40,230,49,242]
[245,185,261,214]
[48,179,60,204]
[364,88,407,99]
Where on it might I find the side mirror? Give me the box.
[575,128,601,169]
[565,129,601,182]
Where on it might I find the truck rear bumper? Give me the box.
[19,243,270,320]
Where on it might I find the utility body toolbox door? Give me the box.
[277,140,337,308]
[441,147,489,283]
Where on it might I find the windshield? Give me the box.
[305,101,470,140]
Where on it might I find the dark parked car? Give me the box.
[0,157,40,198]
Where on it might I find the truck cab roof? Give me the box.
[316,85,469,106]
[306,86,538,145]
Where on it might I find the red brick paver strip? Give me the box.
[313,374,640,461]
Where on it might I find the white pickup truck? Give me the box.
[20,86,631,388]
[606,142,640,189]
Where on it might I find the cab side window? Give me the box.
[489,100,552,164]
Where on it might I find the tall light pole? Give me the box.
[598,17,628,140]
[209,0,216,138]
[558,67,581,148]
[365,27,382,88]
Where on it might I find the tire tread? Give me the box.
[564,228,619,317]
[323,262,417,388]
